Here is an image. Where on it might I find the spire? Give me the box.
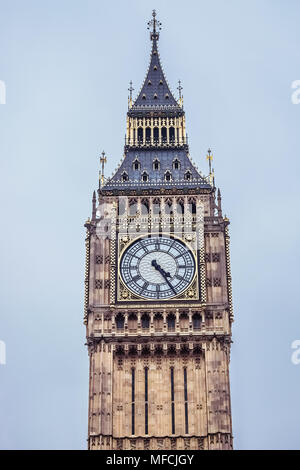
[132,10,178,108]
[99,150,107,188]
[177,80,183,107]
[217,188,222,217]
[128,80,134,109]
[92,190,96,220]
[206,148,214,186]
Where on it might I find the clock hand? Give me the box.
[151,260,176,293]
[161,271,176,294]
[152,260,171,277]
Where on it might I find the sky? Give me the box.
[0,0,300,450]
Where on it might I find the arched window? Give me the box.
[159,80,163,86]
[142,94,146,100]
[165,94,169,100]
[122,172,129,182]
[152,198,161,215]
[141,314,150,329]
[185,170,192,181]
[138,128,143,142]
[142,171,149,182]
[148,80,152,86]
[177,198,184,215]
[153,127,159,142]
[188,198,196,214]
[129,198,138,216]
[141,198,149,215]
[132,157,140,171]
[193,313,202,330]
[161,127,167,141]
[173,158,180,170]
[165,198,173,215]
[169,127,175,141]
[146,127,151,141]
[153,158,160,170]
[153,94,158,100]
[167,314,176,331]
[165,171,172,182]
[116,314,124,330]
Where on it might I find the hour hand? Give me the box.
[152,259,159,269]
[151,259,171,278]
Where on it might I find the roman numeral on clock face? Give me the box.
[141,281,149,291]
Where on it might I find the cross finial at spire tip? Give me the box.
[147,9,162,41]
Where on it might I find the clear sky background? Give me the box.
[0,0,300,450]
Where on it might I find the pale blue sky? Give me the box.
[0,0,300,449]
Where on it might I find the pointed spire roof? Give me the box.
[132,11,179,109]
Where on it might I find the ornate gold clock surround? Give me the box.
[116,232,200,303]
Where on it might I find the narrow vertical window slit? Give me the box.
[145,367,148,434]
[170,367,175,434]
[184,368,189,434]
[131,368,135,435]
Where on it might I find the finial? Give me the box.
[206,148,214,186]
[217,188,222,217]
[100,150,107,188]
[128,80,134,109]
[177,80,183,99]
[92,190,96,220]
[147,9,162,41]
[177,80,183,106]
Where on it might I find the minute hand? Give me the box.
[151,260,176,294]
[161,270,176,294]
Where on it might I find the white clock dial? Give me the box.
[120,236,196,300]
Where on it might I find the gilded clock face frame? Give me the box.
[119,235,196,300]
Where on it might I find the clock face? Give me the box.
[120,236,196,300]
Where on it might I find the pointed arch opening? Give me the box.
[165,171,172,182]
[153,157,160,170]
[185,170,192,181]
[138,128,143,142]
[141,171,149,182]
[141,198,149,215]
[177,197,184,215]
[169,126,175,142]
[188,197,196,215]
[133,157,140,171]
[122,171,129,182]
[172,158,180,170]
[146,127,151,142]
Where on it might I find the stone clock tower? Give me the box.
[84,11,234,451]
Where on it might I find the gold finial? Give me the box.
[100,150,107,187]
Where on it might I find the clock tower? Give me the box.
[84,11,234,451]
